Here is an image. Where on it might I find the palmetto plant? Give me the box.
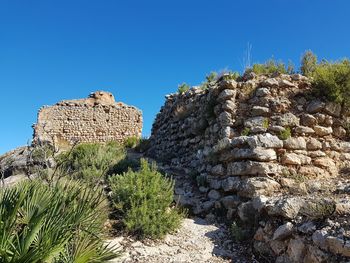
[0,180,118,263]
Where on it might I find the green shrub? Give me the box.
[222,71,240,81]
[286,60,295,74]
[279,127,292,140]
[30,144,54,164]
[178,83,190,94]
[201,71,218,90]
[241,127,251,136]
[124,137,150,152]
[0,180,118,262]
[124,136,140,148]
[59,142,125,184]
[248,58,293,75]
[135,137,151,153]
[300,50,317,76]
[311,59,350,106]
[109,157,140,175]
[109,159,183,239]
[231,221,245,242]
[206,71,218,82]
[262,118,269,129]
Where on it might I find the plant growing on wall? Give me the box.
[178,83,190,94]
[279,127,291,140]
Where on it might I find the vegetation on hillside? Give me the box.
[300,50,318,77]
[310,59,350,106]
[58,142,125,184]
[177,50,349,109]
[247,58,294,75]
[0,138,186,261]
[299,50,350,106]
[178,83,190,94]
[124,136,151,153]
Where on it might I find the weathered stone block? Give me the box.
[227,161,282,176]
[284,137,307,150]
[238,177,280,197]
[314,125,333,136]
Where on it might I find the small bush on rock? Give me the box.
[262,118,269,129]
[221,71,240,81]
[279,127,291,140]
[248,58,293,75]
[206,71,218,82]
[241,127,251,136]
[109,159,184,239]
[201,71,218,90]
[178,83,190,94]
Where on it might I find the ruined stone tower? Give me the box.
[33,91,142,147]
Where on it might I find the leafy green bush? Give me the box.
[30,144,54,164]
[300,50,317,76]
[201,71,218,90]
[231,221,245,242]
[109,157,140,175]
[262,118,269,129]
[136,137,151,152]
[248,58,294,75]
[206,71,218,82]
[279,127,292,140]
[124,137,150,152]
[59,142,125,184]
[178,83,190,94]
[0,180,118,263]
[222,71,240,81]
[241,127,250,136]
[311,59,350,106]
[124,136,140,148]
[109,159,183,239]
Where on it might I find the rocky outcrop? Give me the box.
[0,146,42,185]
[33,91,143,147]
[148,73,350,262]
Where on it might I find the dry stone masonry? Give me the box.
[33,91,142,147]
[149,73,350,262]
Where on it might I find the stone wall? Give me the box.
[149,73,350,262]
[149,74,350,180]
[33,91,142,147]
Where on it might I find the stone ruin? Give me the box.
[148,73,350,262]
[33,91,142,147]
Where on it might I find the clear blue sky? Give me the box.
[0,0,349,154]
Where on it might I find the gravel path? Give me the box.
[107,217,256,263]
